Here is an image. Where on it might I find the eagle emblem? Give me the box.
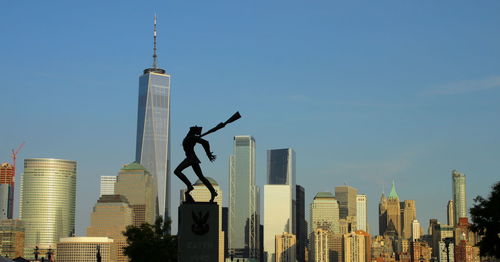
[192,211,210,235]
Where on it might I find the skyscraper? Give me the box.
[452,170,467,224]
[447,200,455,227]
[411,220,421,241]
[99,176,116,196]
[295,185,306,262]
[135,15,171,219]
[386,181,401,237]
[310,192,340,234]
[309,229,329,262]
[334,186,357,219]
[402,200,417,239]
[20,158,77,257]
[356,194,368,232]
[267,149,295,186]
[114,162,156,226]
[343,230,370,262]
[229,136,259,259]
[0,163,14,219]
[264,185,293,262]
[379,192,388,236]
[264,148,296,262]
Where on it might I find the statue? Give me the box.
[174,112,241,203]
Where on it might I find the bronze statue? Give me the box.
[174,112,241,203]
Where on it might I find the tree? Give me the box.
[123,216,177,261]
[470,181,500,259]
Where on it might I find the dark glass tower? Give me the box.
[267,148,295,185]
[135,16,171,219]
[296,185,306,262]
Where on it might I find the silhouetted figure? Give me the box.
[174,126,218,203]
[174,112,241,203]
[46,248,53,262]
[34,246,39,261]
[96,244,102,262]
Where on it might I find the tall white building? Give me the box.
[356,194,368,232]
[310,192,339,234]
[264,185,293,262]
[412,219,421,241]
[452,170,467,224]
[99,176,116,196]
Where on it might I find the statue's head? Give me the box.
[189,126,202,135]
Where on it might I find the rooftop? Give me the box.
[120,162,147,171]
[314,192,335,198]
[194,177,218,186]
[388,181,399,199]
[97,194,130,204]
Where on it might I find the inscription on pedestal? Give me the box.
[179,202,219,262]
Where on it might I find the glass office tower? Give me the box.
[452,170,467,224]
[20,158,76,257]
[135,16,171,219]
[264,148,296,262]
[229,136,259,260]
[267,148,295,186]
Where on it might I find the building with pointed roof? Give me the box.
[388,181,399,199]
[387,182,401,238]
[135,15,172,220]
[378,181,401,238]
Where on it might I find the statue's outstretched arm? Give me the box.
[199,138,216,161]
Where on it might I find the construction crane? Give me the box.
[10,142,25,185]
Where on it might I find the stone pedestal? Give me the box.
[178,202,219,262]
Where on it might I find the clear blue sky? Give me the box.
[1,0,499,235]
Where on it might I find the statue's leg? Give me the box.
[174,159,194,192]
[191,164,218,202]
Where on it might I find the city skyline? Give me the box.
[1,0,500,238]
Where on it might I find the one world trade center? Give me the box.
[135,15,171,219]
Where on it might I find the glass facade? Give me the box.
[335,185,358,219]
[19,158,76,257]
[135,71,171,219]
[295,185,306,262]
[267,149,295,185]
[452,170,467,224]
[229,136,259,259]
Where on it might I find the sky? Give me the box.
[1,0,500,235]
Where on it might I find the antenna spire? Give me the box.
[153,14,158,69]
